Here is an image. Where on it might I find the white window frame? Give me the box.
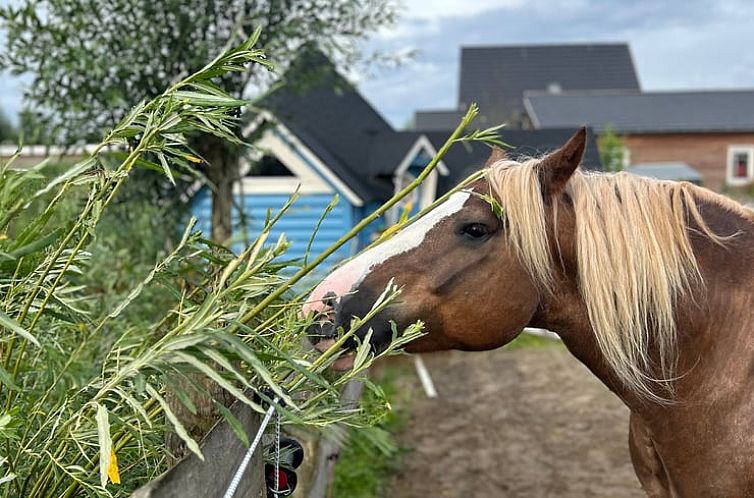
[726,145,754,186]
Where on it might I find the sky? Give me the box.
[2,0,754,128]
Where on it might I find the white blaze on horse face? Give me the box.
[303,191,471,315]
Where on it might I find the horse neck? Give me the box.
[530,191,754,413]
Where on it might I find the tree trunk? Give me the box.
[204,136,238,243]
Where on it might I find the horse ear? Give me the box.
[539,127,587,196]
[484,147,508,167]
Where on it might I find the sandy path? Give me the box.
[384,346,645,498]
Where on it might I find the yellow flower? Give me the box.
[185,155,202,164]
[107,449,121,484]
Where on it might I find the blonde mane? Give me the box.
[487,159,738,400]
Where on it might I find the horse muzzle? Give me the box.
[304,287,395,371]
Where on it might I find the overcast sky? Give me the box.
[2,0,754,128]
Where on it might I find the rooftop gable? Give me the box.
[258,50,395,203]
[458,43,640,125]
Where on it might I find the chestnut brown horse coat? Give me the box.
[305,128,754,497]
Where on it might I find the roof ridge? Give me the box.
[461,42,630,50]
[525,88,754,98]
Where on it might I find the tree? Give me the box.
[17,108,57,145]
[0,0,399,241]
[0,108,16,143]
[599,124,627,172]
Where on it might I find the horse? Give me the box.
[303,127,754,497]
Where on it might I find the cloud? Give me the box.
[400,0,525,20]
[2,0,753,130]
[359,0,754,128]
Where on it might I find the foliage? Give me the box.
[599,124,627,173]
[0,0,399,143]
[331,362,414,498]
[0,109,15,144]
[0,33,433,498]
[16,108,57,146]
[0,25,506,496]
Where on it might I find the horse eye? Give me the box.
[461,223,489,239]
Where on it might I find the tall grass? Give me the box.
[0,27,502,497]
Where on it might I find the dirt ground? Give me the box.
[384,345,645,498]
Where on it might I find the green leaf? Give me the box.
[172,91,248,107]
[352,329,374,371]
[164,379,198,416]
[9,227,62,259]
[112,388,152,428]
[214,403,249,448]
[168,352,260,411]
[0,364,19,391]
[31,157,97,202]
[95,403,112,489]
[146,384,203,460]
[156,153,176,185]
[0,310,39,347]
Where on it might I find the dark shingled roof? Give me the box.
[366,131,422,178]
[425,128,604,195]
[458,43,640,125]
[413,110,466,132]
[257,53,603,205]
[525,90,754,133]
[260,51,394,202]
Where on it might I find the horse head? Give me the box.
[304,128,586,369]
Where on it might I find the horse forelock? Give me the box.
[486,158,739,401]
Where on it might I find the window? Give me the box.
[246,155,294,177]
[727,146,754,186]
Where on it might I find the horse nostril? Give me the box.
[306,319,337,343]
[321,291,338,308]
[305,290,341,345]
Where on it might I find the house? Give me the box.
[524,90,754,192]
[414,43,639,130]
[191,52,602,267]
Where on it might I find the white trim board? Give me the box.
[394,134,449,177]
[522,95,541,129]
[242,111,363,206]
[241,130,333,195]
[234,177,333,195]
[0,143,114,157]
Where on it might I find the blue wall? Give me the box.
[191,188,363,263]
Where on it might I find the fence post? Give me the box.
[132,399,265,498]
